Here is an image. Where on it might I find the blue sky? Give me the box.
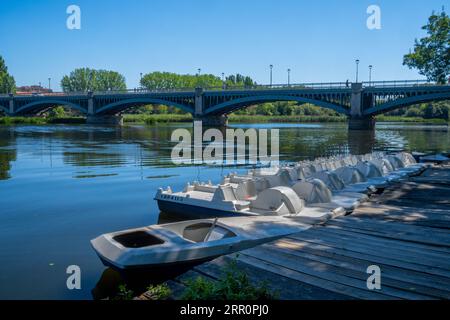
[0,0,446,90]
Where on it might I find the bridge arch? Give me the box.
[204,94,350,116]
[0,105,9,115]
[364,92,450,116]
[95,98,194,115]
[15,100,87,115]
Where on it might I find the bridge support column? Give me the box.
[348,83,376,130]
[86,115,123,125]
[9,94,14,115]
[87,91,94,115]
[194,115,228,126]
[348,116,376,130]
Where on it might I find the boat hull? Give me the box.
[157,199,252,219]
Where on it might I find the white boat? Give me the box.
[91,216,310,271]
[156,182,342,225]
[155,152,426,222]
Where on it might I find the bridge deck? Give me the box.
[139,165,450,300]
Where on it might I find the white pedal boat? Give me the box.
[156,183,344,225]
[91,216,310,271]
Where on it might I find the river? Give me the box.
[0,122,448,299]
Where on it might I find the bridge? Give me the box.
[0,80,449,129]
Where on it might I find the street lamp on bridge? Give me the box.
[221,73,225,89]
[48,78,51,91]
[269,64,273,87]
[287,68,291,86]
[355,59,360,83]
[369,65,373,86]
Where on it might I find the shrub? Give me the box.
[181,259,277,300]
[145,284,172,300]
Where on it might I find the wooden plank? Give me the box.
[335,216,450,239]
[274,238,450,294]
[305,227,450,267]
[175,269,218,284]
[194,256,350,300]
[353,204,450,222]
[291,229,450,271]
[242,246,428,299]
[324,221,450,248]
[312,225,450,257]
[352,215,450,230]
[265,240,450,299]
[236,252,392,300]
[326,218,450,247]
[288,233,450,278]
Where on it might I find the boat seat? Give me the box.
[194,184,217,193]
[251,186,304,215]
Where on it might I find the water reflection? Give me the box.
[0,122,449,299]
[347,130,376,155]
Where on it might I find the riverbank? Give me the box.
[0,114,448,125]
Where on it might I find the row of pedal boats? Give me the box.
[91,151,429,271]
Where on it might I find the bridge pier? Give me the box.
[9,94,14,115]
[348,83,376,130]
[348,116,376,130]
[86,115,123,125]
[194,115,228,126]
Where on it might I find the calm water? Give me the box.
[0,122,449,299]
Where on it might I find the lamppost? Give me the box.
[48,78,51,91]
[355,59,360,83]
[368,65,373,86]
[287,68,291,86]
[269,64,273,87]
[197,68,201,76]
[221,72,225,89]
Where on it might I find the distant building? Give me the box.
[16,85,53,95]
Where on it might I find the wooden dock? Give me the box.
[143,165,450,300]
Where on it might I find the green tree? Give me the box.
[403,10,450,84]
[60,68,126,92]
[405,107,423,117]
[48,106,66,118]
[0,55,16,94]
[141,72,256,90]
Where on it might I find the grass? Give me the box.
[180,258,277,300]
[375,115,448,124]
[123,114,193,124]
[0,116,84,125]
[228,114,347,123]
[111,283,171,301]
[1,114,448,125]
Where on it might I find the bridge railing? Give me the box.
[362,79,437,88]
[1,79,446,98]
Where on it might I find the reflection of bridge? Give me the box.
[1,80,449,129]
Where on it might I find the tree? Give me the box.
[403,10,450,84]
[48,106,66,118]
[60,68,126,92]
[0,55,16,94]
[140,72,256,90]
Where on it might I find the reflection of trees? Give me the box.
[63,151,127,167]
[276,124,349,161]
[0,131,17,180]
[388,127,450,153]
